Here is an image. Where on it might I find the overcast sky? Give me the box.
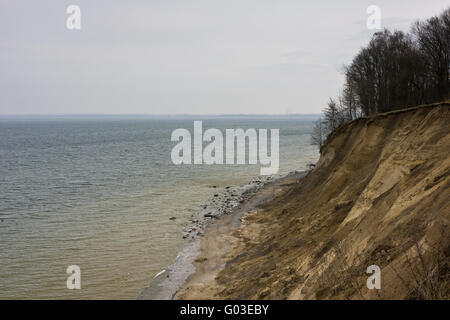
[0,1,448,115]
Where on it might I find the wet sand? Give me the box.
[173,171,307,299]
[138,174,286,300]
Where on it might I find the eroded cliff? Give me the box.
[178,102,450,300]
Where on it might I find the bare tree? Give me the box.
[324,98,340,131]
[412,8,450,102]
[311,7,449,146]
[311,118,327,149]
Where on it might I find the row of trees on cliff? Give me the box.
[312,8,450,149]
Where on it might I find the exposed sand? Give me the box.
[175,103,450,300]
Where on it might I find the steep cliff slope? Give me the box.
[211,102,450,299]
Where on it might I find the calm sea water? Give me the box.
[0,115,319,299]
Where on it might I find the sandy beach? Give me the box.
[173,171,307,299]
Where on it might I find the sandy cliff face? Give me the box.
[206,103,450,299]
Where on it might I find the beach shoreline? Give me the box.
[172,171,307,300]
[137,170,307,300]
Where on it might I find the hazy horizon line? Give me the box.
[0,113,322,118]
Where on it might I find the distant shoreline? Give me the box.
[0,114,321,119]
